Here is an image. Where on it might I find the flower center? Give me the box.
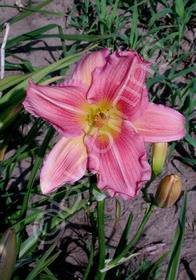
[81,103,122,139]
[94,109,110,129]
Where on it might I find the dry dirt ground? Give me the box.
[1,1,196,279]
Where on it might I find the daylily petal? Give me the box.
[72,47,110,84]
[133,103,186,142]
[87,49,151,122]
[23,79,89,138]
[85,121,151,199]
[40,136,87,194]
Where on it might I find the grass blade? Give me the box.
[114,212,133,258]
[108,0,120,33]
[0,4,67,17]
[2,23,114,49]
[105,204,153,272]
[17,126,55,254]
[25,242,58,280]
[129,0,138,49]
[106,212,133,279]
[148,8,172,28]
[0,0,55,33]
[0,45,97,108]
[2,24,58,49]
[146,251,170,279]
[166,190,187,280]
[19,198,88,259]
[0,74,31,91]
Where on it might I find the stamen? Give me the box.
[86,107,111,137]
[94,108,110,129]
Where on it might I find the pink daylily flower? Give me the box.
[23,48,186,199]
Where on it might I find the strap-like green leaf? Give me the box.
[166,190,187,280]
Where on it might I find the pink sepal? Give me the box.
[85,120,151,199]
[87,49,151,122]
[23,79,89,138]
[133,103,186,142]
[73,47,110,84]
[40,136,87,194]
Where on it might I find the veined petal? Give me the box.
[87,49,151,122]
[23,79,89,138]
[85,121,151,199]
[72,47,110,84]
[41,137,87,194]
[133,103,186,142]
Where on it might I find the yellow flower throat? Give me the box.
[81,102,122,140]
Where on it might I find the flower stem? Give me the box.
[142,172,156,203]
[96,198,105,280]
[83,241,95,280]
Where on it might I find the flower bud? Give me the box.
[0,229,17,280]
[155,174,182,208]
[152,143,168,175]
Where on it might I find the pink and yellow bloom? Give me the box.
[23,48,186,199]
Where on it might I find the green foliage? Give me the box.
[0,0,195,279]
[166,191,187,280]
[0,0,55,33]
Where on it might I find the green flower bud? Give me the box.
[155,174,182,208]
[0,229,17,280]
[152,142,168,175]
